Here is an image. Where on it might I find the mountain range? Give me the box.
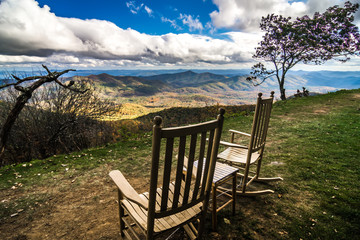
[2,69,358,119]
[68,70,360,119]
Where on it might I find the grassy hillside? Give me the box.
[0,89,359,239]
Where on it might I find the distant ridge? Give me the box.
[72,73,171,97]
[55,69,250,78]
[70,70,360,102]
[142,70,229,87]
[3,68,360,91]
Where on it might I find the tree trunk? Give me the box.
[0,93,32,165]
[280,87,286,100]
[279,77,286,100]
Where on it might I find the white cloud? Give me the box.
[306,0,342,14]
[205,22,216,34]
[126,1,153,17]
[1,0,357,70]
[179,14,204,32]
[225,32,262,58]
[126,1,144,14]
[144,5,153,17]
[47,54,80,63]
[210,0,307,31]
[0,0,85,55]
[161,17,182,30]
[0,55,45,64]
[0,0,252,69]
[209,0,360,32]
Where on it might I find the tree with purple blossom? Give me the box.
[248,1,360,100]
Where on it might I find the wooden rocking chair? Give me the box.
[109,109,225,239]
[217,92,283,196]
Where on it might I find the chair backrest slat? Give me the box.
[160,137,174,211]
[182,133,197,205]
[259,103,268,145]
[192,131,207,200]
[258,104,267,147]
[201,129,214,196]
[253,102,262,148]
[171,136,186,209]
[263,99,273,142]
[148,109,225,221]
[249,92,274,152]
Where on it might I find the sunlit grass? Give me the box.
[0,89,359,239]
[215,89,360,239]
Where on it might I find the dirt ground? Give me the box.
[0,163,281,240]
[0,163,151,240]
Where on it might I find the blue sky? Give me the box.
[0,0,359,71]
[34,0,221,36]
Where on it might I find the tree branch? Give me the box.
[54,79,88,94]
[0,66,79,165]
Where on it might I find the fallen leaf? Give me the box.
[224,218,231,225]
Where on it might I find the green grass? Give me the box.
[1,89,359,239]
[0,137,152,190]
[217,89,360,239]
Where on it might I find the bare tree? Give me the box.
[0,65,86,165]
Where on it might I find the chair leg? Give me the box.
[241,165,250,194]
[118,189,125,237]
[255,159,262,180]
[197,211,206,239]
[253,157,283,182]
[212,184,217,231]
[232,173,236,215]
[184,223,197,240]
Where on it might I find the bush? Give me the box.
[0,80,119,165]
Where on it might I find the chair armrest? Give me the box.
[229,129,251,137]
[109,170,148,210]
[219,140,248,149]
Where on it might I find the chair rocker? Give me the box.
[217,92,283,196]
[109,109,225,239]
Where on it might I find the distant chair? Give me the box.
[109,109,225,239]
[217,92,283,196]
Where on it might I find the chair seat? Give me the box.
[218,147,260,165]
[121,182,202,233]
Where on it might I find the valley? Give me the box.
[68,70,360,119]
